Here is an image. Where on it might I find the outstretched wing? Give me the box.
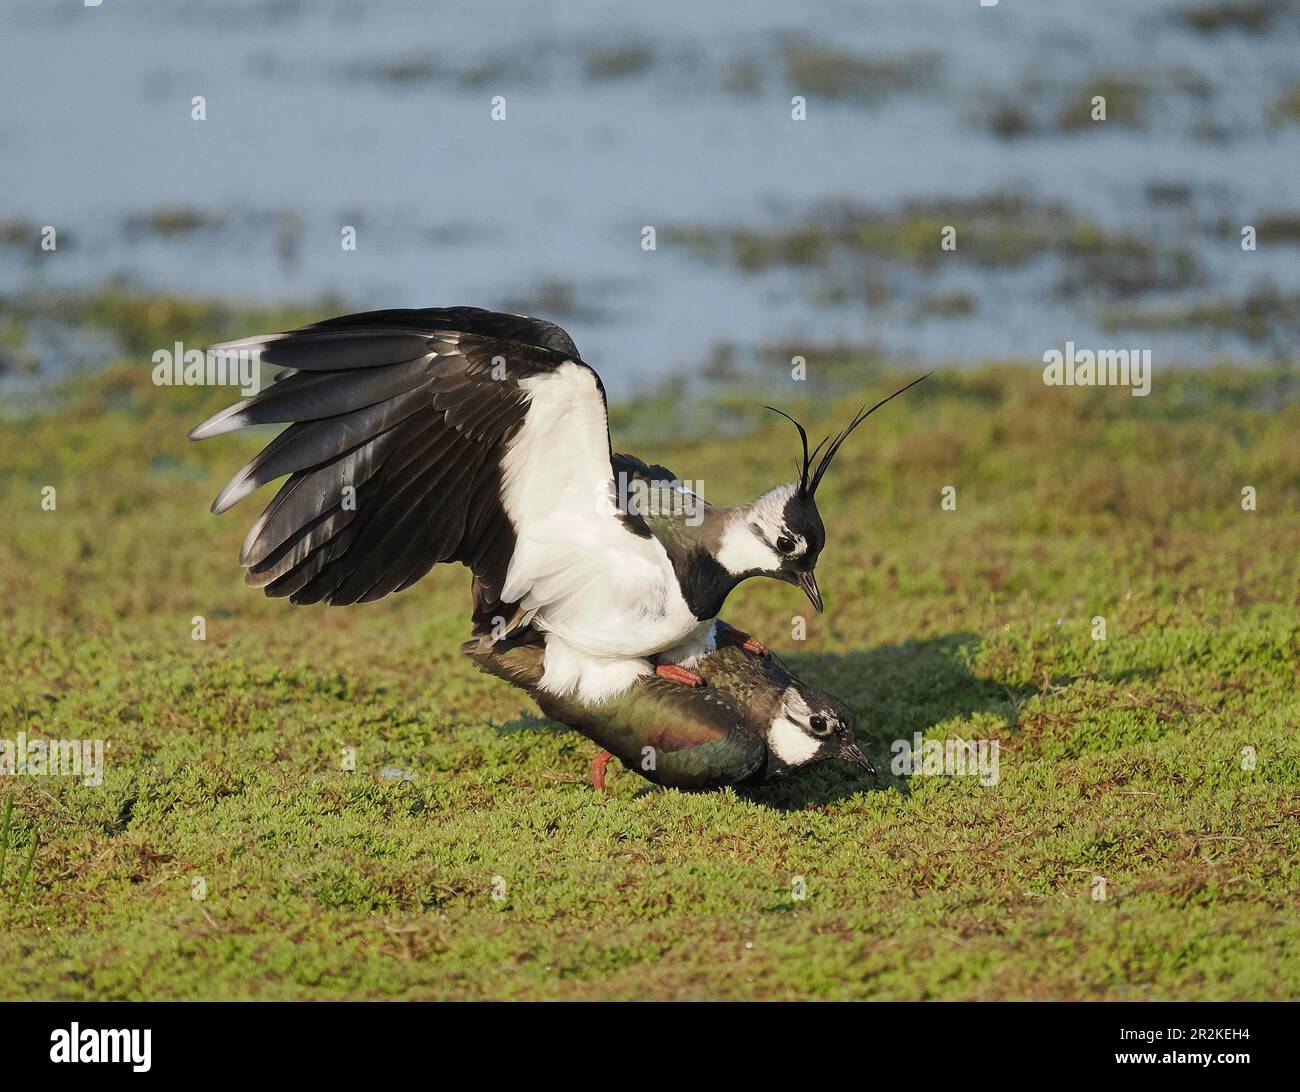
[190,307,651,632]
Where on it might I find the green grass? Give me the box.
[1,312,1297,999]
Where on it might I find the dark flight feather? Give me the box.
[210,388,429,514]
[191,308,602,630]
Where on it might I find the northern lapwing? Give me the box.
[465,620,874,791]
[190,306,926,704]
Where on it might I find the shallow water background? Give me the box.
[2,0,1298,394]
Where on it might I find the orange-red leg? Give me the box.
[590,749,613,792]
[718,625,769,657]
[655,663,704,687]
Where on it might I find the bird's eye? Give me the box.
[776,535,795,554]
[809,715,831,736]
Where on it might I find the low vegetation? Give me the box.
[0,301,1296,999]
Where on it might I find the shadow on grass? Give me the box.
[749,632,1163,809]
[744,633,1026,809]
[489,632,1157,809]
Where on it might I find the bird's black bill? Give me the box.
[795,570,823,613]
[841,742,876,777]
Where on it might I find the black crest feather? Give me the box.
[762,406,828,494]
[765,373,931,497]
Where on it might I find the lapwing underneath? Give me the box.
[466,620,874,791]
[191,306,926,704]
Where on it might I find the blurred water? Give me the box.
[1,0,1298,393]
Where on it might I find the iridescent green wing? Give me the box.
[465,637,766,789]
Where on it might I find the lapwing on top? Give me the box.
[190,306,927,704]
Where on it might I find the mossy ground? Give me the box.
[0,305,1296,999]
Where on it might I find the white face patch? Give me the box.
[768,717,821,766]
[716,520,782,575]
[767,686,821,766]
[717,482,804,575]
[750,483,807,555]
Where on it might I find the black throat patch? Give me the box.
[674,546,737,620]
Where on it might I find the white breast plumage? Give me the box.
[498,362,703,701]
